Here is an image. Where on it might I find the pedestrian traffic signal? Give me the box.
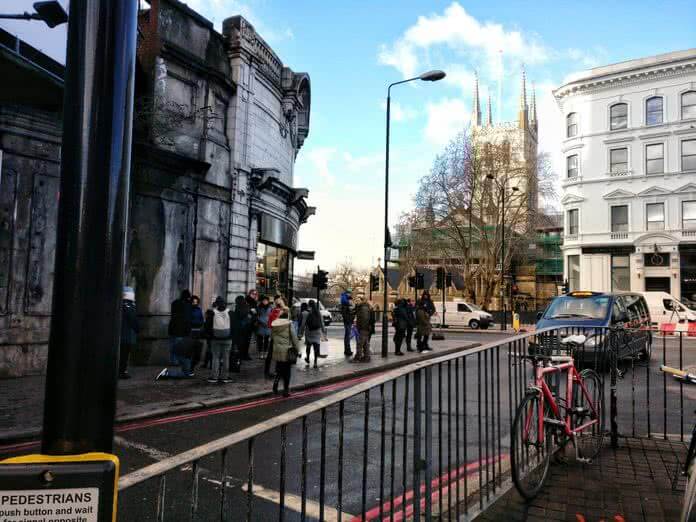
[436,267,445,289]
[445,272,452,287]
[316,270,329,290]
[408,275,416,288]
[370,274,379,291]
[416,272,425,290]
[561,279,569,294]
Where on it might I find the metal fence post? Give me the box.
[610,329,619,449]
[424,366,433,521]
[413,368,422,521]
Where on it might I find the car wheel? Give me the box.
[639,338,652,361]
[469,319,480,330]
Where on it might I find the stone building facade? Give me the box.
[0,0,314,377]
[555,49,696,299]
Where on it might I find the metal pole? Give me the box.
[316,265,321,304]
[500,184,506,331]
[382,92,391,358]
[41,0,138,455]
[441,270,446,328]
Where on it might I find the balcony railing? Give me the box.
[682,229,696,237]
[610,232,629,240]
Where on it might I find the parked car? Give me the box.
[640,291,696,327]
[431,300,494,329]
[534,291,652,365]
[292,298,332,326]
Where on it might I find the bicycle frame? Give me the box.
[524,360,600,445]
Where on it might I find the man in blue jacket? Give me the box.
[340,289,354,356]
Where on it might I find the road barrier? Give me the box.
[116,326,690,520]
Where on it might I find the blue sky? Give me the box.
[4,0,695,274]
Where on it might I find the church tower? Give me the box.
[518,67,528,130]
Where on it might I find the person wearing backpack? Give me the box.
[299,300,327,368]
[271,308,300,397]
[204,296,233,383]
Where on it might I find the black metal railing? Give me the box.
[116,326,691,520]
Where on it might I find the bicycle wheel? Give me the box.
[683,461,696,522]
[573,368,605,460]
[511,392,552,500]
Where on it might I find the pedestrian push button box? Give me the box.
[0,452,119,522]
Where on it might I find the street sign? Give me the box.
[0,453,119,522]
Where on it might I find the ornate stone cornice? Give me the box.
[554,58,696,101]
[223,16,283,87]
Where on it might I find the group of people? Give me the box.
[392,291,436,354]
[117,285,439,395]
[141,288,330,397]
[338,288,436,360]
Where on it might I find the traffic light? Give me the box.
[416,272,425,290]
[317,270,329,290]
[370,274,379,291]
[408,275,416,288]
[445,272,452,287]
[436,267,445,289]
[561,279,569,294]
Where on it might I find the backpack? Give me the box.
[213,309,230,331]
[307,311,322,330]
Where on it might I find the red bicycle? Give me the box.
[511,335,605,499]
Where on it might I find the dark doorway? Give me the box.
[645,277,671,293]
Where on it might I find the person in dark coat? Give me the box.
[353,296,373,362]
[229,295,250,372]
[420,291,436,317]
[340,289,354,356]
[240,289,258,361]
[190,295,205,338]
[415,302,433,352]
[392,299,408,356]
[119,287,139,379]
[168,289,192,364]
[405,298,416,352]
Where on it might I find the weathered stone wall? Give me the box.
[0,106,61,377]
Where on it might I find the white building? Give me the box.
[554,49,696,301]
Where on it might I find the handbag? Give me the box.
[319,337,330,358]
[287,324,299,364]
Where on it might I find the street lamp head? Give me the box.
[33,1,68,27]
[486,173,495,180]
[512,186,520,192]
[419,70,446,82]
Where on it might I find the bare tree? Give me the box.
[412,129,556,309]
[329,261,370,293]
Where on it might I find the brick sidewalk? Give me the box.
[0,334,479,442]
[479,438,686,521]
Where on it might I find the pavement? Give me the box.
[0,326,510,443]
[478,437,687,522]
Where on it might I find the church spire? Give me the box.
[518,66,528,129]
[486,92,493,126]
[471,71,481,127]
[530,81,537,131]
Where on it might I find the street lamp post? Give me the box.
[0,1,68,27]
[382,70,446,357]
[487,173,519,331]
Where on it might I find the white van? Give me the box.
[640,291,696,327]
[432,300,494,329]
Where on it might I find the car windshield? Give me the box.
[468,303,483,312]
[544,295,611,320]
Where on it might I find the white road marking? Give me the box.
[114,435,171,461]
[241,482,354,521]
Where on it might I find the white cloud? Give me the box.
[379,101,418,122]
[305,147,337,184]
[181,0,293,43]
[424,98,470,146]
[378,2,548,79]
